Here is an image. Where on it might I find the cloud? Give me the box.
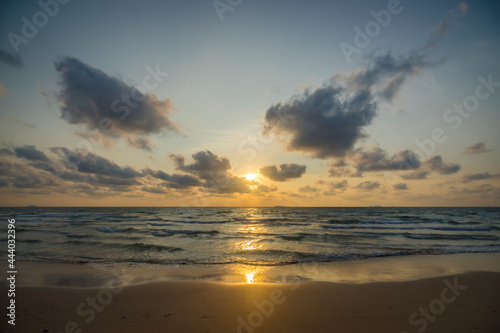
[401,171,429,180]
[263,85,376,158]
[54,57,180,148]
[462,184,496,194]
[348,52,437,102]
[260,163,306,182]
[330,179,348,190]
[348,147,421,173]
[172,150,231,180]
[144,169,201,189]
[127,137,153,151]
[263,4,464,161]
[461,172,500,183]
[94,175,141,186]
[253,184,278,195]
[14,145,50,162]
[328,166,357,178]
[328,147,423,178]
[399,156,459,179]
[0,49,23,68]
[322,179,348,196]
[1,145,150,192]
[0,159,12,176]
[141,185,168,194]
[394,183,409,190]
[355,181,380,190]
[345,3,467,102]
[423,155,461,175]
[11,172,59,188]
[464,142,492,154]
[299,185,320,193]
[4,162,60,189]
[12,116,36,129]
[171,150,252,194]
[211,176,252,194]
[426,1,468,50]
[51,147,142,179]
[0,147,14,156]
[1,146,261,196]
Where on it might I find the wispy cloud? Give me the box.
[464,142,492,154]
[0,49,23,68]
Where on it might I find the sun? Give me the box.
[245,173,257,181]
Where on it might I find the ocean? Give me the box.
[1,207,499,268]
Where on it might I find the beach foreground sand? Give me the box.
[2,271,499,333]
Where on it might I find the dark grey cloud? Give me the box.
[328,147,421,178]
[141,186,168,194]
[263,85,376,158]
[263,51,434,159]
[51,147,142,179]
[461,172,500,183]
[394,183,409,190]
[144,168,202,189]
[423,155,461,175]
[330,179,348,189]
[263,5,463,161]
[11,170,60,189]
[171,150,253,194]
[1,146,285,197]
[54,57,180,148]
[14,145,50,162]
[167,174,202,188]
[0,147,14,156]
[398,155,459,179]
[172,150,231,180]
[260,163,306,182]
[143,169,170,181]
[95,175,141,187]
[464,142,492,154]
[349,147,421,173]
[0,49,23,68]
[355,181,380,190]
[401,171,429,180]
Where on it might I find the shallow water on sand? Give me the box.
[1,207,499,267]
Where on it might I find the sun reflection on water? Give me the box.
[245,272,255,284]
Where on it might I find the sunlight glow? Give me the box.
[245,173,257,181]
[245,272,255,284]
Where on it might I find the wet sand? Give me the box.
[2,271,499,333]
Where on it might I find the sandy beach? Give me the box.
[2,270,499,333]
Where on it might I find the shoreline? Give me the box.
[2,271,499,332]
[9,252,500,288]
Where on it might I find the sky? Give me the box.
[0,0,499,207]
